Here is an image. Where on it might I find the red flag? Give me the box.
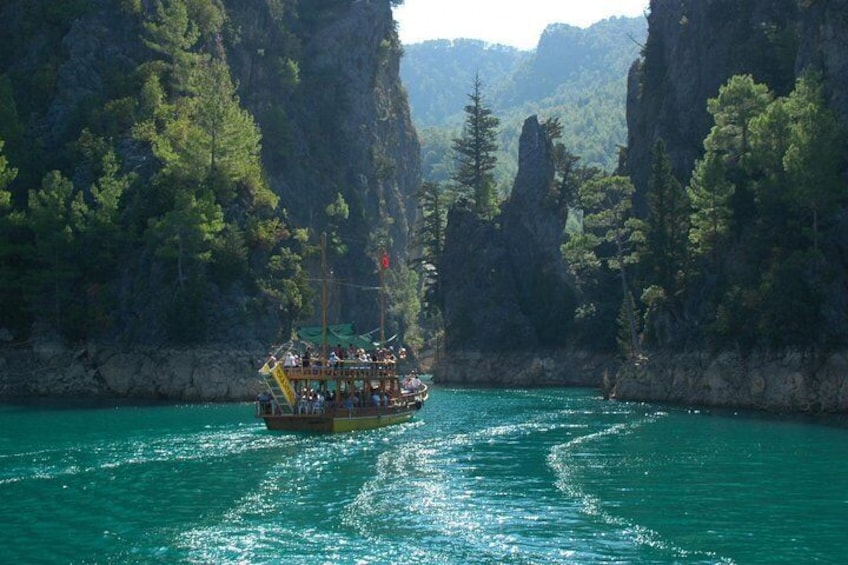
[381,251,389,270]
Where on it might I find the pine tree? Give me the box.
[452,74,500,219]
[687,153,734,267]
[704,74,773,228]
[781,75,845,253]
[26,171,87,332]
[0,139,26,334]
[577,175,644,358]
[643,139,689,298]
[705,74,773,168]
[413,181,448,315]
[142,0,204,96]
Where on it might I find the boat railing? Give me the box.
[279,361,398,380]
[257,383,427,418]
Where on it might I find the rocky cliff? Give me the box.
[435,116,600,386]
[625,0,848,204]
[227,0,420,329]
[0,0,420,400]
[616,0,848,413]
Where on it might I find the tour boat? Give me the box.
[255,353,428,433]
[255,237,427,432]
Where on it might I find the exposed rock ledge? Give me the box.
[5,340,847,414]
[611,351,848,413]
[435,348,848,414]
[434,349,615,388]
[0,340,265,401]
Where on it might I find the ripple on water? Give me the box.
[3,392,847,564]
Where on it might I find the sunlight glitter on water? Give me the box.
[2,392,847,564]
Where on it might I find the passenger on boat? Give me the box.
[283,351,297,368]
[385,348,397,363]
[312,391,325,414]
[303,347,312,367]
[256,392,273,415]
[328,350,340,368]
[403,374,423,392]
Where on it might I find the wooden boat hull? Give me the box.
[260,407,417,433]
[256,359,427,433]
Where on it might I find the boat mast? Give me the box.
[321,232,329,361]
[379,250,387,345]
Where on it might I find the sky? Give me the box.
[393,0,649,50]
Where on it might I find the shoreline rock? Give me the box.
[610,351,848,413]
[433,349,614,388]
[0,342,265,402]
[5,341,846,415]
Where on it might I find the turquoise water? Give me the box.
[1,387,846,564]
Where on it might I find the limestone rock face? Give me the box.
[0,1,420,398]
[232,0,421,328]
[437,116,578,384]
[626,0,848,206]
[441,117,575,354]
[501,117,576,347]
[436,349,614,389]
[611,351,848,412]
[1,343,264,401]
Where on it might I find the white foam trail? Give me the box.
[547,413,736,564]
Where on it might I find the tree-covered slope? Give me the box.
[0,0,419,348]
[401,16,647,185]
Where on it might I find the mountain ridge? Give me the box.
[401,16,647,180]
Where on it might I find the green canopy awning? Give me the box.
[295,323,376,351]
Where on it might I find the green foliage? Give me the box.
[0,1,331,345]
[0,76,24,162]
[546,118,604,226]
[704,74,773,164]
[402,18,647,186]
[566,175,643,355]
[143,0,206,95]
[79,145,135,288]
[210,223,248,287]
[412,181,448,316]
[780,75,844,251]
[452,74,500,219]
[0,139,27,334]
[658,73,848,352]
[26,171,86,333]
[687,152,734,265]
[386,261,423,351]
[0,139,16,204]
[642,139,689,297]
[325,193,350,257]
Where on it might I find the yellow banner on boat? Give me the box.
[271,363,296,409]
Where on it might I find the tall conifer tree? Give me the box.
[452,73,500,219]
[644,139,689,298]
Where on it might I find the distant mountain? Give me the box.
[400,39,525,128]
[401,16,647,182]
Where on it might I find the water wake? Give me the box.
[547,412,735,564]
